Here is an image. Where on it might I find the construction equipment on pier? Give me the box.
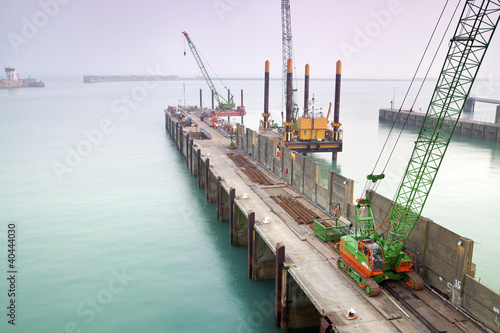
[182,31,245,121]
[337,0,500,296]
[259,0,343,160]
[260,59,343,160]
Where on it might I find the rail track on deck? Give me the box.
[376,280,482,333]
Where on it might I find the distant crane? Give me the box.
[182,31,235,110]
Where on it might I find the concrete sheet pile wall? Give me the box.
[265,137,276,170]
[193,148,199,180]
[273,150,282,178]
[198,157,206,189]
[328,171,353,218]
[244,128,250,155]
[419,221,461,291]
[189,140,195,176]
[463,275,500,332]
[207,167,217,203]
[247,128,257,158]
[258,135,267,165]
[182,131,188,158]
[291,153,304,194]
[302,158,319,202]
[219,183,231,221]
[281,147,293,185]
[236,123,245,149]
[315,184,329,212]
[241,125,247,152]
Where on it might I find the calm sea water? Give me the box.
[0,75,498,332]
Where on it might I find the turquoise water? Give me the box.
[0,78,316,332]
[0,76,499,333]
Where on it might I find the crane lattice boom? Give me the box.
[281,0,298,121]
[385,0,500,262]
[182,31,234,109]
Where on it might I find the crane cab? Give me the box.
[358,239,384,273]
[339,236,384,278]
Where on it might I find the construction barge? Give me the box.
[258,60,343,160]
[165,108,500,332]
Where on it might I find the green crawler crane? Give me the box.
[339,0,500,296]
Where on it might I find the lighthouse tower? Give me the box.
[5,68,18,81]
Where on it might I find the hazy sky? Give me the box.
[1,0,499,79]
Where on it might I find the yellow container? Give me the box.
[297,117,327,140]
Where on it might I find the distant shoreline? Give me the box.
[83,75,421,83]
[83,75,180,83]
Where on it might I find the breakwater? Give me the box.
[379,108,500,142]
[0,78,44,89]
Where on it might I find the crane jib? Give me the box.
[384,1,500,263]
[182,31,234,110]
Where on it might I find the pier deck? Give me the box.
[166,109,486,332]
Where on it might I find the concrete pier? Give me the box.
[165,108,500,332]
[379,108,500,142]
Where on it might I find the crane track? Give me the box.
[381,281,447,333]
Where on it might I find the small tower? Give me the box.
[5,67,18,81]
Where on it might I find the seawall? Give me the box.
[379,108,500,142]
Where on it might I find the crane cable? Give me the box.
[182,36,186,107]
[361,0,461,199]
[365,0,466,241]
[382,0,463,176]
[196,44,231,102]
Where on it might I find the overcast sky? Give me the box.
[1,0,499,80]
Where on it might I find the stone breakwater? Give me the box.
[0,78,44,89]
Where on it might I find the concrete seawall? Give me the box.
[379,108,500,142]
[166,109,500,332]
